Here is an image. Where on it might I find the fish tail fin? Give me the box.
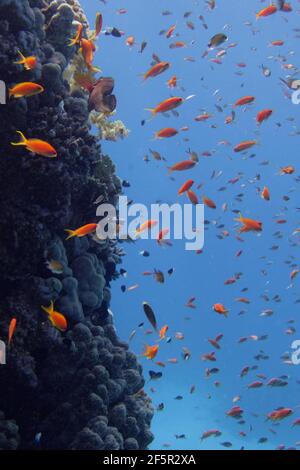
[88,64,102,73]
[11,131,27,146]
[14,50,25,64]
[65,229,76,241]
[234,212,243,222]
[41,301,54,316]
[145,108,156,116]
[68,37,78,47]
[167,167,173,175]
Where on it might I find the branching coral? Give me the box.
[90,111,130,142]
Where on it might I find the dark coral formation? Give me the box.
[0,0,153,450]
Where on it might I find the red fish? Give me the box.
[257,109,273,124]
[178,179,194,195]
[234,140,257,152]
[226,406,244,418]
[267,408,293,421]
[154,127,178,139]
[168,160,196,173]
[234,96,255,107]
[186,190,199,205]
[256,5,277,19]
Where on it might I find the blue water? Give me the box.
[82,0,300,450]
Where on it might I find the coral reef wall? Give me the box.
[0,0,153,450]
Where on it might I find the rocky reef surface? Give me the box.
[0,0,153,450]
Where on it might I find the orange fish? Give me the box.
[146,96,184,116]
[126,36,135,47]
[178,179,194,195]
[201,352,216,362]
[168,160,196,173]
[154,127,178,139]
[14,50,37,70]
[280,166,294,175]
[41,302,68,332]
[142,344,159,360]
[80,38,98,71]
[202,196,216,209]
[187,190,199,205]
[282,3,292,12]
[135,220,158,236]
[235,213,263,233]
[234,96,255,107]
[11,131,57,158]
[65,223,98,240]
[8,318,17,346]
[169,41,186,49]
[166,24,176,38]
[157,228,172,247]
[261,186,270,201]
[9,82,44,99]
[159,325,169,340]
[256,5,277,19]
[194,113,211,122]
[213,303,229,317]
[143,62,170,80]
[290,269,299,281]
[267,408,293,421]
[167,76,177,88]
[234,140,257,153]
[270,40,284,46]
[226,406,244,418]
[69,23,83,46]
[257,109,273,124]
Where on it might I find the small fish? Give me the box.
[11,131,57,158]
[256,5,277,19]
[142,344,159,360]
[14,50,37,70]
[143,302,158,332]
[143,62,170,80]
[146,97,184,116]
[9,82,44,99]
[8,318,17,346]
[213,303,229,317]
[235,214,262,233]
[135,220,158,236]
[208,34,228,48]
[68,23,83,46]
[41,302,68,332]
[65,223,98,240]
[178,180,194,195]
[154,127,178,139]
[46,260,64,275]
[168,160,196,173]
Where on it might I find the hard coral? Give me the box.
[0,0,153,450]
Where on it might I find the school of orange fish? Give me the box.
[5,0,300,449]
